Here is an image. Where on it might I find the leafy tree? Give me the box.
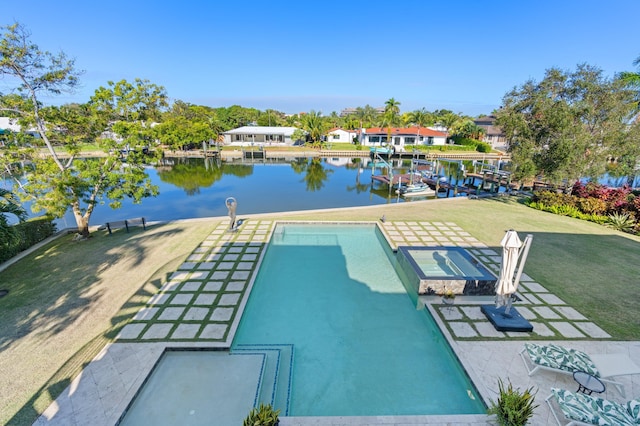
[351,105,380,128]
[451,119,486,140]
[496,64,639,186]
[256,109,286,127]
[0,23,167,237]
[0,188,27,245]
[213,105,261,130]
[156,101,220,150]
[290,129,307,144]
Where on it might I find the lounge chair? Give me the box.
[520,343,640,397]
[546,388,640,426]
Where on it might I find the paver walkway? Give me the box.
[34,219,635,426]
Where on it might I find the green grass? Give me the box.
[0,196,639,424]
[0,221,216,425]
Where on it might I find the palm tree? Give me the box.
[381,98,402,144]
[354,105,379,128]
[406,108,435,145]
[301,110,327,147]
[437,112,462,142]
[619,55,640,113]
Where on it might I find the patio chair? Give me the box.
[546,388,640,426]
[520,343,640,397]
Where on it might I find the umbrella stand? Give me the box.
[481,232,534,332]
[505,234,533,315]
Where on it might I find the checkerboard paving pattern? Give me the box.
[116,220,273,343]
[117,220,611,345]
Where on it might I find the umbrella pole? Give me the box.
[506,234,533,314]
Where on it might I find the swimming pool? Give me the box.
[231,223,485,416]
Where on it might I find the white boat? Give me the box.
[396,182,436,197]
[369,144,395,156]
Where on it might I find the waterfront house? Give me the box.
[221,126,300,146]
[326,128,358,144]
[361,127,447,151]
[474,116,508,151]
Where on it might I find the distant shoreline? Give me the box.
[40,147,509,161]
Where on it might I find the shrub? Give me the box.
[607,212,636,234]
[583,213,608,225]
[0,217,57,263]
[548,204,581,217]
[476,142,492,152]
[577,197,607,215]
[243,403,280,426]
[488,379,537,426]
[451,136,478,147]
[531,191,576,208]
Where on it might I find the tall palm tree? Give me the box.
[382,98,402,144]
[384,98,401,117]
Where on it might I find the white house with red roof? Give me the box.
[361,127,447,151]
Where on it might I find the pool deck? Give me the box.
[33,220,640,426]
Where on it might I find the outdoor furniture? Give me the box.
[520,343,640,397]
[546,388,640,426]
[573,371,605,395]
[105,217,146,234]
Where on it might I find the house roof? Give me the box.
[484,125,504,136]
[222,126,299,136]
[474,116,497,125]
[327,127,357,133]
[365,127,446,137]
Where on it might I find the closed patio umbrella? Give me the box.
[495,229,523,314]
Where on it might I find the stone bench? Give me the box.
[105,217,146,235]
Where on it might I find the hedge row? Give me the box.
[0,218,57,264]
[450,137,492,153]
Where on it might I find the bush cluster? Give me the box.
[526,181,640,234]
[0,217,57,263]
[450,137,492,153]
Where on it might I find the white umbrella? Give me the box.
[495,230,523,313]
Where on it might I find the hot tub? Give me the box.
[396,246,497,296]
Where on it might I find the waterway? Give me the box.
[2,157,486,228]
[3,156,635,229]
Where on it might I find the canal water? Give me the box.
[4,156,634,229]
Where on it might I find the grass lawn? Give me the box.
[0,196,638,424]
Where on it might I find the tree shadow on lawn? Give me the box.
[1,225,196,425]
[0,225,189,352]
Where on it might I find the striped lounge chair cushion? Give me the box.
[551,388,637,425]
[525,343,599,376]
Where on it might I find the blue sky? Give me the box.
[2,0,639,116]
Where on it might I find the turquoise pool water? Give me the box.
[232,224,485,416]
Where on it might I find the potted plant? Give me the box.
[441,287,456,305]
[488,378,537,426]
[243,403,281,426]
